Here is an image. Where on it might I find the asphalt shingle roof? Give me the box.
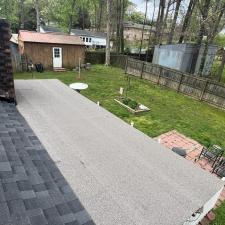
[0,101,95,225]
[71,29,106,38]
[15,79,224,225]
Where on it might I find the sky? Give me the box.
[130,0,189,20]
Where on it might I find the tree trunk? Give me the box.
[97,0,103,31]
[19,0,25,29]
[120,0,125,54]
[198,2,225,75]
[35,0,41,32]
[216,49,225,82]
[167,0,181,44]
[154,0,166,45]
[196,0,211,45]
[82,6,85,30]
[192,0,211,75]
[178,0,196,43]
[139,0,148,59]
[116,0,121,53]
[105,0,112,66]
[68,0,76,34]
[162,0,171,35]
[146,0,156,61]
[94,3,97,29]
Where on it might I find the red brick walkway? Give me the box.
[156,130,225,225]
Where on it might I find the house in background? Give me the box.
[71,29,107,48]
[40,25,64,34]
[123,22,155,41]
[18,31,85,70]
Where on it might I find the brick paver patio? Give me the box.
[156,130,225,225]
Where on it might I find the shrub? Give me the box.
[128,100,138,109]
[122,98,130,105]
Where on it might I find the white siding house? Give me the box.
[70,29,107,48]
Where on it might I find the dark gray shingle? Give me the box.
[0,101,95,225]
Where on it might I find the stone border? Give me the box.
[114,98,150,114]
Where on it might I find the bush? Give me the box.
[122,98,130,105]
[122,98,138,109]
[128,100,138,109]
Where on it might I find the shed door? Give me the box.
[53,47,62,68]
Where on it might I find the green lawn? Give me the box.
[15,65,225,224]
[15,65,225,149]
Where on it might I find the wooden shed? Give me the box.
[18,31,85,70]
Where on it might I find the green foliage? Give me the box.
[122,98,130,105]
[0,0,19,32]
[126,11,154,26]
[122,98,138,109]
[128,99,138,109]
[85,51,105,64]
[214,34,225,47]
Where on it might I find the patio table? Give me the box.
[69,83,88,92]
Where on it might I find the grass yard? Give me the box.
[15,65,225,149]
[15,65,225,224]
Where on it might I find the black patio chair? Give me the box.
[197,145,224,167]
[212,158,225,178]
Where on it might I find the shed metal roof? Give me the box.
[19,31,84,46]
[15,79,224,225]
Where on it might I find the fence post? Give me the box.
[125,56,128,74]
[157,67,162,85]
[200,80,208,101]
[177,74,184,93]
[140,61,145,79]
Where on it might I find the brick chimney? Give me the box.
[0,18,15,102]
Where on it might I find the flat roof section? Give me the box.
[15,79,224,225]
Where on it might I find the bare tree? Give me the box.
[162,0,172,33]
[34,0,41,32]
[190,0,211,75]
[116,0,121,53]
[105,0,112,66]
[154,0,166,45]
[178,0,196,43]
[196,0,211,45]
[68,0,76,34]
[97,0,104,31]
[167,0,182,44]
[19,0,25,29]
[146,0,156,61]
[199,2,225,75]
[139,0,149,59]
[120,0,125,53]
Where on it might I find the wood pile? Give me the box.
[0,18,15,102]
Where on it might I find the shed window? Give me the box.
[54,48,60,58]
[89,38,92,42]
[83,37,85,42]
[86,37,89,42]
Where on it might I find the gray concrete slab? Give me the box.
[15,79,224,225]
